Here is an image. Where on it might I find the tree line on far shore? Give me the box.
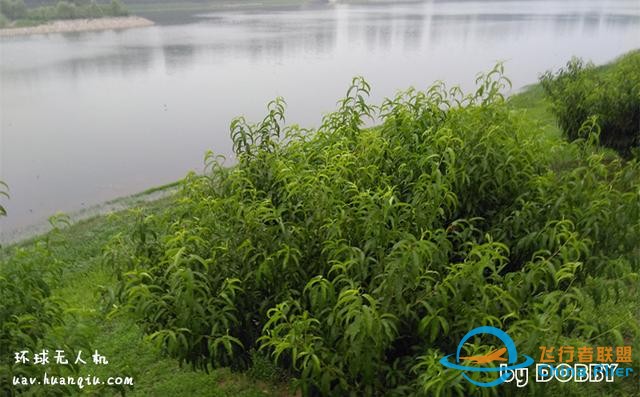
[0,0,128,28]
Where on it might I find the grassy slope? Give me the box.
[15,197,294,396]
[508,84,560,138]
[2,79,636,396]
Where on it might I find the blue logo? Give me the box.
[439,326,534,387]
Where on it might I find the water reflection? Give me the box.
[2,2,638,80]
[0,38,156,82]
[162,44,197,72]
[1,0,639,241]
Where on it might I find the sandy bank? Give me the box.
[0,16,154,37]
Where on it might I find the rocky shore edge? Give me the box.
[0,16,154,37]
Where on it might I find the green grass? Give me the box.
[507,84,622,171]
[2,197,293,396]
[508,84,560,139]
[72,208,292,397]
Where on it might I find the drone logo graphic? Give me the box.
[439,326,534,387]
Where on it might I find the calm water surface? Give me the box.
[1,0,639,241]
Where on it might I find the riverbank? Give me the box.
[1,51,639,396]
[0,187,293,396]
[0,82,558,395]
[0,16,154,37]
[0,181,179,246]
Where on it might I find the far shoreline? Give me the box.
[0,16,154,37]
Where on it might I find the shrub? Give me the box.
[0,11,9,27]
[107,0,127,17]
[0,0,26,20]
[0,244,62,394]
[86,0,102,18]
[104,67,640,396]
[540,51,640,157]
[54,1,76,19]
[0,239,68,395]
[0,214,94,396]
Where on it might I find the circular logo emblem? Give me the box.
[439,326,534,387]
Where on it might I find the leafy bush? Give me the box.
[0,243,63,395]
[0,11,9,27]
[24,4,53,21]
[104,67,639,396]
[0,0,25,20]
[54,0,76,19]
[83,0,102,18]
[108,0,127,17]
[540,51,640,157]
[0,214,94,396]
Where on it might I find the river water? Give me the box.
[1,0,639,241]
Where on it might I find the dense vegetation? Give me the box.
[1,55,638,396]
[0,241,62,395]
[95,64,639,395]
[0,0,128,28]
[541,50,640,157]
[2,188,293,396]
[0,212,94,396]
